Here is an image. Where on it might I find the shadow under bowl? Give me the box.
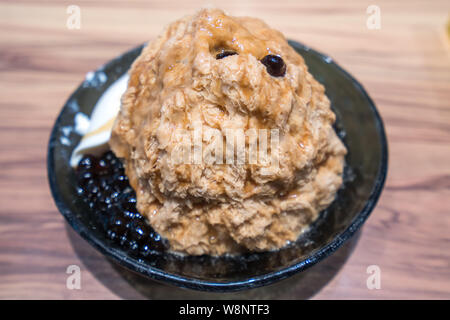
[47,40,388,292]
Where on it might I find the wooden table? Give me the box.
[1,0,449,300]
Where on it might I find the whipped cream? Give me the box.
[70,73,129,167]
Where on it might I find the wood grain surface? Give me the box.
[0,0,449,300]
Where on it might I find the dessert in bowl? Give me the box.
[48,9,387,291]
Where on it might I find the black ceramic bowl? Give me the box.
[47,41,388,292]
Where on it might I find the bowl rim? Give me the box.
[47,40,388,292]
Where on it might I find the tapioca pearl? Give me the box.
[216,50,238,59]
[260,54,286,77]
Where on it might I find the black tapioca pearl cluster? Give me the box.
[76,151,126,211]
[75,151,168,256]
